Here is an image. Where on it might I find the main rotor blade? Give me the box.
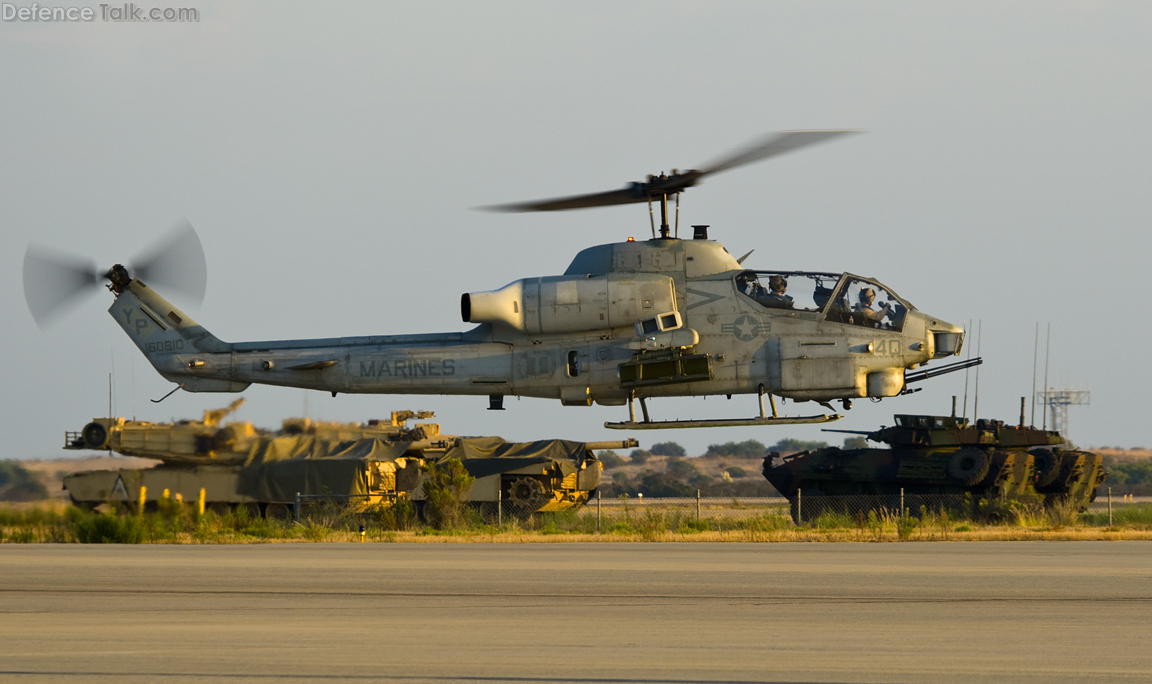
[129,220,206,305]
[482,129,859,214]
[697,129,861,177]
[22,247,101,329]
[485,186,647,213]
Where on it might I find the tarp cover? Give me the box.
[236,436,591,501]
[242,436,410,466]
[238,437,410,502]
[442,438,589,480]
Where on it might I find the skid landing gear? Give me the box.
[605,386,841,430]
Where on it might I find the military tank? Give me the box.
[63,400,634,519]
[762,413,1106,521]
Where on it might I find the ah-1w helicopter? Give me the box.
[24,130,975,430]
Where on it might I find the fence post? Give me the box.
[1108,487,1112,527]
[900,488,905,519]
[198,488,206,517]
[294,492,300,523]
[696,489,700,523]
[596,490,601,533]
[797,489,802,526]
[138,486,146,517]
[497,487,502,528]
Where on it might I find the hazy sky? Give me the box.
[3,1,1150,460]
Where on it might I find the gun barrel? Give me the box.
[905,357,983,384]
[820,429,872,435]
[585,439,639,451]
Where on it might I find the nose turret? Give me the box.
[928,319,965,359]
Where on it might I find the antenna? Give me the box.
[1042,323,1051,430]
[1030,322,1039,426]
[109,350,116,419]
[107,370,113,456]
[961,320,971,420]
[972,320,982,424]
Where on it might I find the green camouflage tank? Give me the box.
[762,414,1106,513]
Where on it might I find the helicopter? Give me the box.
[23,130,976,430]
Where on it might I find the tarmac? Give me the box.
[1,542,1150,683]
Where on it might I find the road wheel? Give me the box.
[947,448,991,486]
[506,477,549,513]
[235,502,261,520]
[479,501,500,524]
[1030,448,1060,488]
[265,503,291,521]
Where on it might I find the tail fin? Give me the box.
[109,280,246,392]
[109,280,227,354]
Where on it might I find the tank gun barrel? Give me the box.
[203,398,245,426]
[904,357,982,384]
[585,439,639,451]
[821,429,872,435]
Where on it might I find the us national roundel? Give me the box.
[722,315,768,342]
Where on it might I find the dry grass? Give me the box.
[1094,448,1152,463]
[5,498,1152,544]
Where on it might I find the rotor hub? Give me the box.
[105,264,131,293]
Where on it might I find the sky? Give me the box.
[2,1,1150,461]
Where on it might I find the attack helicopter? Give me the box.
[23,130,976,430]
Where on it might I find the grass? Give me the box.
[3,500,1152,544]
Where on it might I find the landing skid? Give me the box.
[605,414,840,430]
[605,385,841,430]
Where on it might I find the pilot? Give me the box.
[853,287,891,325]
[736,272,760,297]
[759,275,794,309]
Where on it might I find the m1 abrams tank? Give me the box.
[63,400,633,518]
[762,414,1106,520]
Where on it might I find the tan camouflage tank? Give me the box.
[63,400,633,519]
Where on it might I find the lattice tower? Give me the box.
[1036,389,1090,440]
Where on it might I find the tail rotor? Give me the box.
[22,220,208,329]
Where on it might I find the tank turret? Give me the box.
[64,403,439,466]
[862,414,1064,450]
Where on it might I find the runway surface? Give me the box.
[1,542,1150,683]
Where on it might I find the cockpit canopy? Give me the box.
[734,271,914,332]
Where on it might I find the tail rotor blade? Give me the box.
[130,220,206,305]
[22,247,101,329]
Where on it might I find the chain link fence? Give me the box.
[281,490,1152,532]
[461,491,1152,532]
